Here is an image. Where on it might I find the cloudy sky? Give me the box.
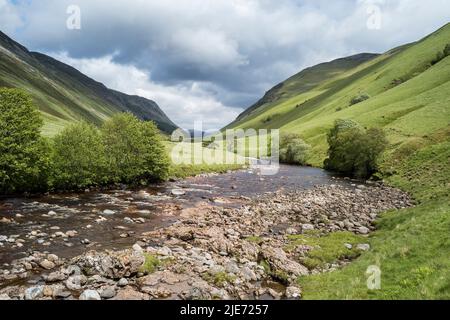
[1,0,449,129]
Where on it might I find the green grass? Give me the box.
[227,23,450,299]
[140,254,162,274]
[165,141,244,179]
[139,254,175,274]
[299,200,450,299]
[203,272,236,287]
[285,231,366,270]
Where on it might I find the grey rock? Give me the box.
[40,259,56,270]
[100,286,116,299]
[358,226,370,234]
[117,278,128,287]
[241,266,257,281]
[171,189,186,196]
[0,293,11,300]
[79,290,101,300]
[66,275,87,290]
[357,243,371,251]
[285,286,301,299]
[46,271,67,282]
[301,224,315,231]
[224,261,240,274]
[25,286,44,300]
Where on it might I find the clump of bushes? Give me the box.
[279,133,311,165]
[102,113,169,184]
[0,88,169,194]
[0,88,51,193]
[349,93,370,106]
[324,119,388,179]
[431,44,450,65]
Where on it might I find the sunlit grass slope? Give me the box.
[228,23,450,299]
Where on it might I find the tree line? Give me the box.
[0,88,169,194]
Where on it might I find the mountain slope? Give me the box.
[228,23,450,167]
[231,53,379,123]
[0,31,178,135]
[227,23,450,299]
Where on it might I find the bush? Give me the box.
[324,119,388,179]
[279,133,311,165]
[431,44,450,65]
[102,113,169,183]
[51,122,107,190]
[349,93,370,106]
[0,88,50,193]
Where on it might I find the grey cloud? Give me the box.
[2,0,450,129]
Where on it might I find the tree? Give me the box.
[101,113,168,183]
[324,119,388,179]
[0,88,50,193]
[279,133,311,165]
[51,122,107,190]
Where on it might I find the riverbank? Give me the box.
[0,180,411,300]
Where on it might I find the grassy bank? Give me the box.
[298,140,450,299]
[165,141,244,179]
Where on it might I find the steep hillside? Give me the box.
[0,31,178,135]
[229,23,450,167]
[227,23,450,299]
[232,53,379,123]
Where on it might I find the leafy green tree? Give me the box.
[51,122,107,190]
[0,88,50,193]
[324,119,388,178]
[101,113,169,183]
[279,133,310,165]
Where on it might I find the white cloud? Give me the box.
[0,0,22,33]
[53,52,241,131]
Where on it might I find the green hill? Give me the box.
[227,23,450,299]
[0,31,178,136]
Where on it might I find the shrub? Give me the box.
[50,122,107,190]
[324,119,388,179]
[279,133,311,165]
[431,44,450,65]
[101,113,169,183]
[0,88,50,193]
[349,93,370,106]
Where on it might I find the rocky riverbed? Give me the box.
[0,167,412,300]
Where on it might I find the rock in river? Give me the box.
[79,290,101,300]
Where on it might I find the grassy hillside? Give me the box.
[228,23,450,299]
[0,31,177,136]
[229,23,450,167]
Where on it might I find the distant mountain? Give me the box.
[232,53,379,123]
[0,31,178,135]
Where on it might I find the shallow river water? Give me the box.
[0,165,350,273]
